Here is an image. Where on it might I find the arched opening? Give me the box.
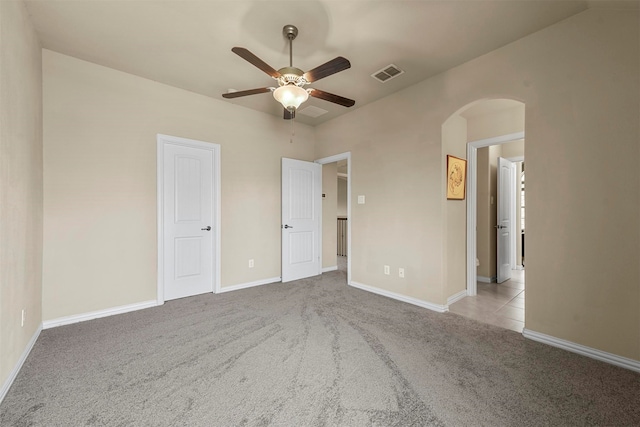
[443,99,526,333]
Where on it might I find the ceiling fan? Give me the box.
[222,25,355,120]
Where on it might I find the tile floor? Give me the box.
[449,269,525,333]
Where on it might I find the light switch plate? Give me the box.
[358,195,365,204]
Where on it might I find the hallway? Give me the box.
[449,270,525,333]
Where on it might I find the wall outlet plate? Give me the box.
[399,268,405,278]
[384,265,390,275]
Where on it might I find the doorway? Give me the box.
[157,134,221,303]
[316,153,351,285]
[442,98,526,332]
[448,134,525,332]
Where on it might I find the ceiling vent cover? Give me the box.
[371,64,404,83]
[298,105,328,118]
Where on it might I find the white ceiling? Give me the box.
[25,0,619,125]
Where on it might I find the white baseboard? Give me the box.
[1,323,42,404]
[447,290,468,306]
[523,329,640,373]
[43,300,158,329]
[322,266,338,273]
[218,276,281,293]
[350,281,448,313]
[477,275,496,283]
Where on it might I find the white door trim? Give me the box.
[157,134,221,304]
[315,152,352,285]
[466,132,523,296]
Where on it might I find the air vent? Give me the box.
[298,106,328,118]
[371,64,404,83]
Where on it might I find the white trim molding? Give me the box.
[0,324,42,404]
[446,290,468,306]
[523,329,640,373]
[217,277,281,294]
[43,300,158,329]
[322,266,338,273]
[350,281,448,313]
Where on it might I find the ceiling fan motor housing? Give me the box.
[277,67,307,87]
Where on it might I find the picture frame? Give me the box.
[446,155,467,200]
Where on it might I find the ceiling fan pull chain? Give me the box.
[290,114,295,143]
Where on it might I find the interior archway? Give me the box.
[443,98,526,332]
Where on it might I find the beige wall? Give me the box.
[0,1,43,388]
[466,105,525,142]
[42,50,315,321]
[337,178,347,218]
[316,8,639,360]
[476,147,492,278]
[322,163,338,269]
[488,145,500,276]
[442,115,467,300]
[502,139,525,159]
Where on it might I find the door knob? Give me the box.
[201,226,211,231]
[283,225,293,229]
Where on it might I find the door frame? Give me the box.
[315,152,352,285]
[466,132,523,296]
[157,134,221,304]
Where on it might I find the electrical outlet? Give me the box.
[21,309,25,327]
[249,259,254,268]
[384,265,390,275]
[399,268,405,278]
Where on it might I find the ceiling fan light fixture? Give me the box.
[223,25,354,119]
[273,84,309,111]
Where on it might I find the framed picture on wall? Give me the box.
[446,155,467,200]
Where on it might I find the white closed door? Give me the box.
[163,142,215,300]
[281,158,321,283]
[497,157,514,284]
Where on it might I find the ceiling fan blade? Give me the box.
[222,87,272,99]
[303,57,351,82]
[309,89,355,107]
[232,47,281,79]
[284,109,295,120]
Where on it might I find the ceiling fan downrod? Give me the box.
[283,24,298,68]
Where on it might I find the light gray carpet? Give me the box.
[2,269,639,426]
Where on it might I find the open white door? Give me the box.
[497,157,515,283]
[159,136,218,301]
[282,158,321,283]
